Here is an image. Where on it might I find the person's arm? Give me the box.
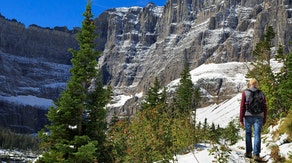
[240,91,246,127]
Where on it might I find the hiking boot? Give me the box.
[244,153,252,158]
[254,155,263,162]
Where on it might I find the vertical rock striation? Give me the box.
[0,15,78,133]
[96,0,292,95]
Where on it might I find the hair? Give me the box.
[249,78,258,87]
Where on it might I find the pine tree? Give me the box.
[276,47,292,115]
[38,1,110,162]
[106,116,129,163]
[141,77,166,110]
[195,121,202,143]
[223,120,240,145]
[202,118,209,143]
[246,26,278,119]
[174,61,200,115]
[276,45,292,138]
[126,105,174,162]
[125,75,198,162]
[247,26,292,120]
[209,123,218,143]
[279,109,292,142]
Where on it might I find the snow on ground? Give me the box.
[163,60,289,162]
[1,60,288,162]
[0,95,53,109]
[107,94,133,108]
[176,144,214,163]
[167,61,248,93]
[175,93,292,162]
[0,149,37,162]
[189,62,247,84]
[196,93,241,128]
[103,60,289,163]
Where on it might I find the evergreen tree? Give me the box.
[276,47,292,115]
[247,26,292,119]
[202,118,209,143]
[223,120,240,145]
[174,61,200,115]
[278,46,292,140]
[170,113,196,156]
[141,77,166,110]
[246,26,278,118]
[38,1,110,162]
[126,105,172,162]
[126,104,195,162]
[279,109,292,142]
[172,61,200,152]
[107,116,129,163]
[125,76,197,162]
[209,123,218,143]
[0,128,39,151]
[195,121,202,142]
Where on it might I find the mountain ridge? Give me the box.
[0,0,291,133]
[96,0,292,95]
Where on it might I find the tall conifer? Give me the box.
[246,26,277,118]
[141,77,165,110]
[174,61,200,115]
[274,46,292,117]
[38,1,110,162]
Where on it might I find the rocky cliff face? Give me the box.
[0,0,291,133]
[96,0,292,97]
[0,15,78,64]
[0,15,78,133]
[94,0,291,118]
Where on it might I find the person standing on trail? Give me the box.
[239,78,268,161]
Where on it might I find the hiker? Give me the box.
[239,78,268,161]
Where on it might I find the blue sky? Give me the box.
[0,0,166,30]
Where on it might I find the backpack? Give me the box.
[245,89,265,114]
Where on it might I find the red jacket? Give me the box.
[240,88,268,125]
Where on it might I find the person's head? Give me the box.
[249,78,258,88]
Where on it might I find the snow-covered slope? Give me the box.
[109,59,290,162]
[173,60,290,163]
[176,97,292,163]
[167,61,248,106]
[196,93,241,128]
[97,0,292,98]
[2,59,288,162]
[0,50,70,133]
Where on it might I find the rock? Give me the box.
[96,0,291,115]
[0,16,78,64]
[0,16,76,133]
[0,0,292,133]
